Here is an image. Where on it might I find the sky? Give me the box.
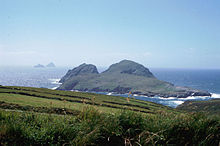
[0,0,220,68]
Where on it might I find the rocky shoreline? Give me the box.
[59,86,211,99]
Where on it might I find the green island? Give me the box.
[58,60,211,98]
[0,85,219,145]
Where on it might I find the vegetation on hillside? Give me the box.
[177,99,220,115]
[1,107,220,145]
[0,86,173,114]
[0,86,219,145]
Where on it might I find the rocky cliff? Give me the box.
[59,63,99,83]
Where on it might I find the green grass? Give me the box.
[177,99,220,115]
[1,108,220,145]
[0,86,175,114]
[0,86,220,145]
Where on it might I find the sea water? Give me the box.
[0,66,67,89]
[0,66,219,108]
[151,68,220,94]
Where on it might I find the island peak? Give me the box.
[103,60,154,78]
[59,63,98,83]
[46,62,56,67]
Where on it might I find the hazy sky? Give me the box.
[1,0,220,68]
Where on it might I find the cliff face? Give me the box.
[58,60,211,98]
[59,63,99,83]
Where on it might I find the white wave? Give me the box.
[211,93,220,98]
[142,95,151,98]
[178,96,210,100]
[172,100,184,105]
[137,95,210,100]
[70,90,79,92]
[49,79,61,85]
[51,86,58,90]
[107,92,113,95]
[159,100,185,108]
[178,96,197,100]
[158,97,177,100]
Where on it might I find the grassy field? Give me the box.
[177,99,220,115]
[0,85,220,145]
[0,86,175,115]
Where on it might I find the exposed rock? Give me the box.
[59,63,99,83]
[111,86,132,94]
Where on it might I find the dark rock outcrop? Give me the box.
[111,86,132,94]
[59,63,99,83]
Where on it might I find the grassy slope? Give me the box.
[59,73,178,94]
[0,86,174,115]
[0,86,220,145]
[177,99,220,115]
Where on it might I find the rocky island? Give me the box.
[46,62,56,67]
[34,63,56,68]
[34,64,45,68]
[58,60,211,98]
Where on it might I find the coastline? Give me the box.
[55,86,219,108]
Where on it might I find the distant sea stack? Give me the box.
[34,62,56,68]
[46,62,56,67]
[58,60,211,98]
[34,64,45,68]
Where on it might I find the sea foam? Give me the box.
[49,78,62,90]
[211,93,220,98]
[49,79,61,85]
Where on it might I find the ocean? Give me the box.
[0,66,67,89]
[0,66,220,108]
